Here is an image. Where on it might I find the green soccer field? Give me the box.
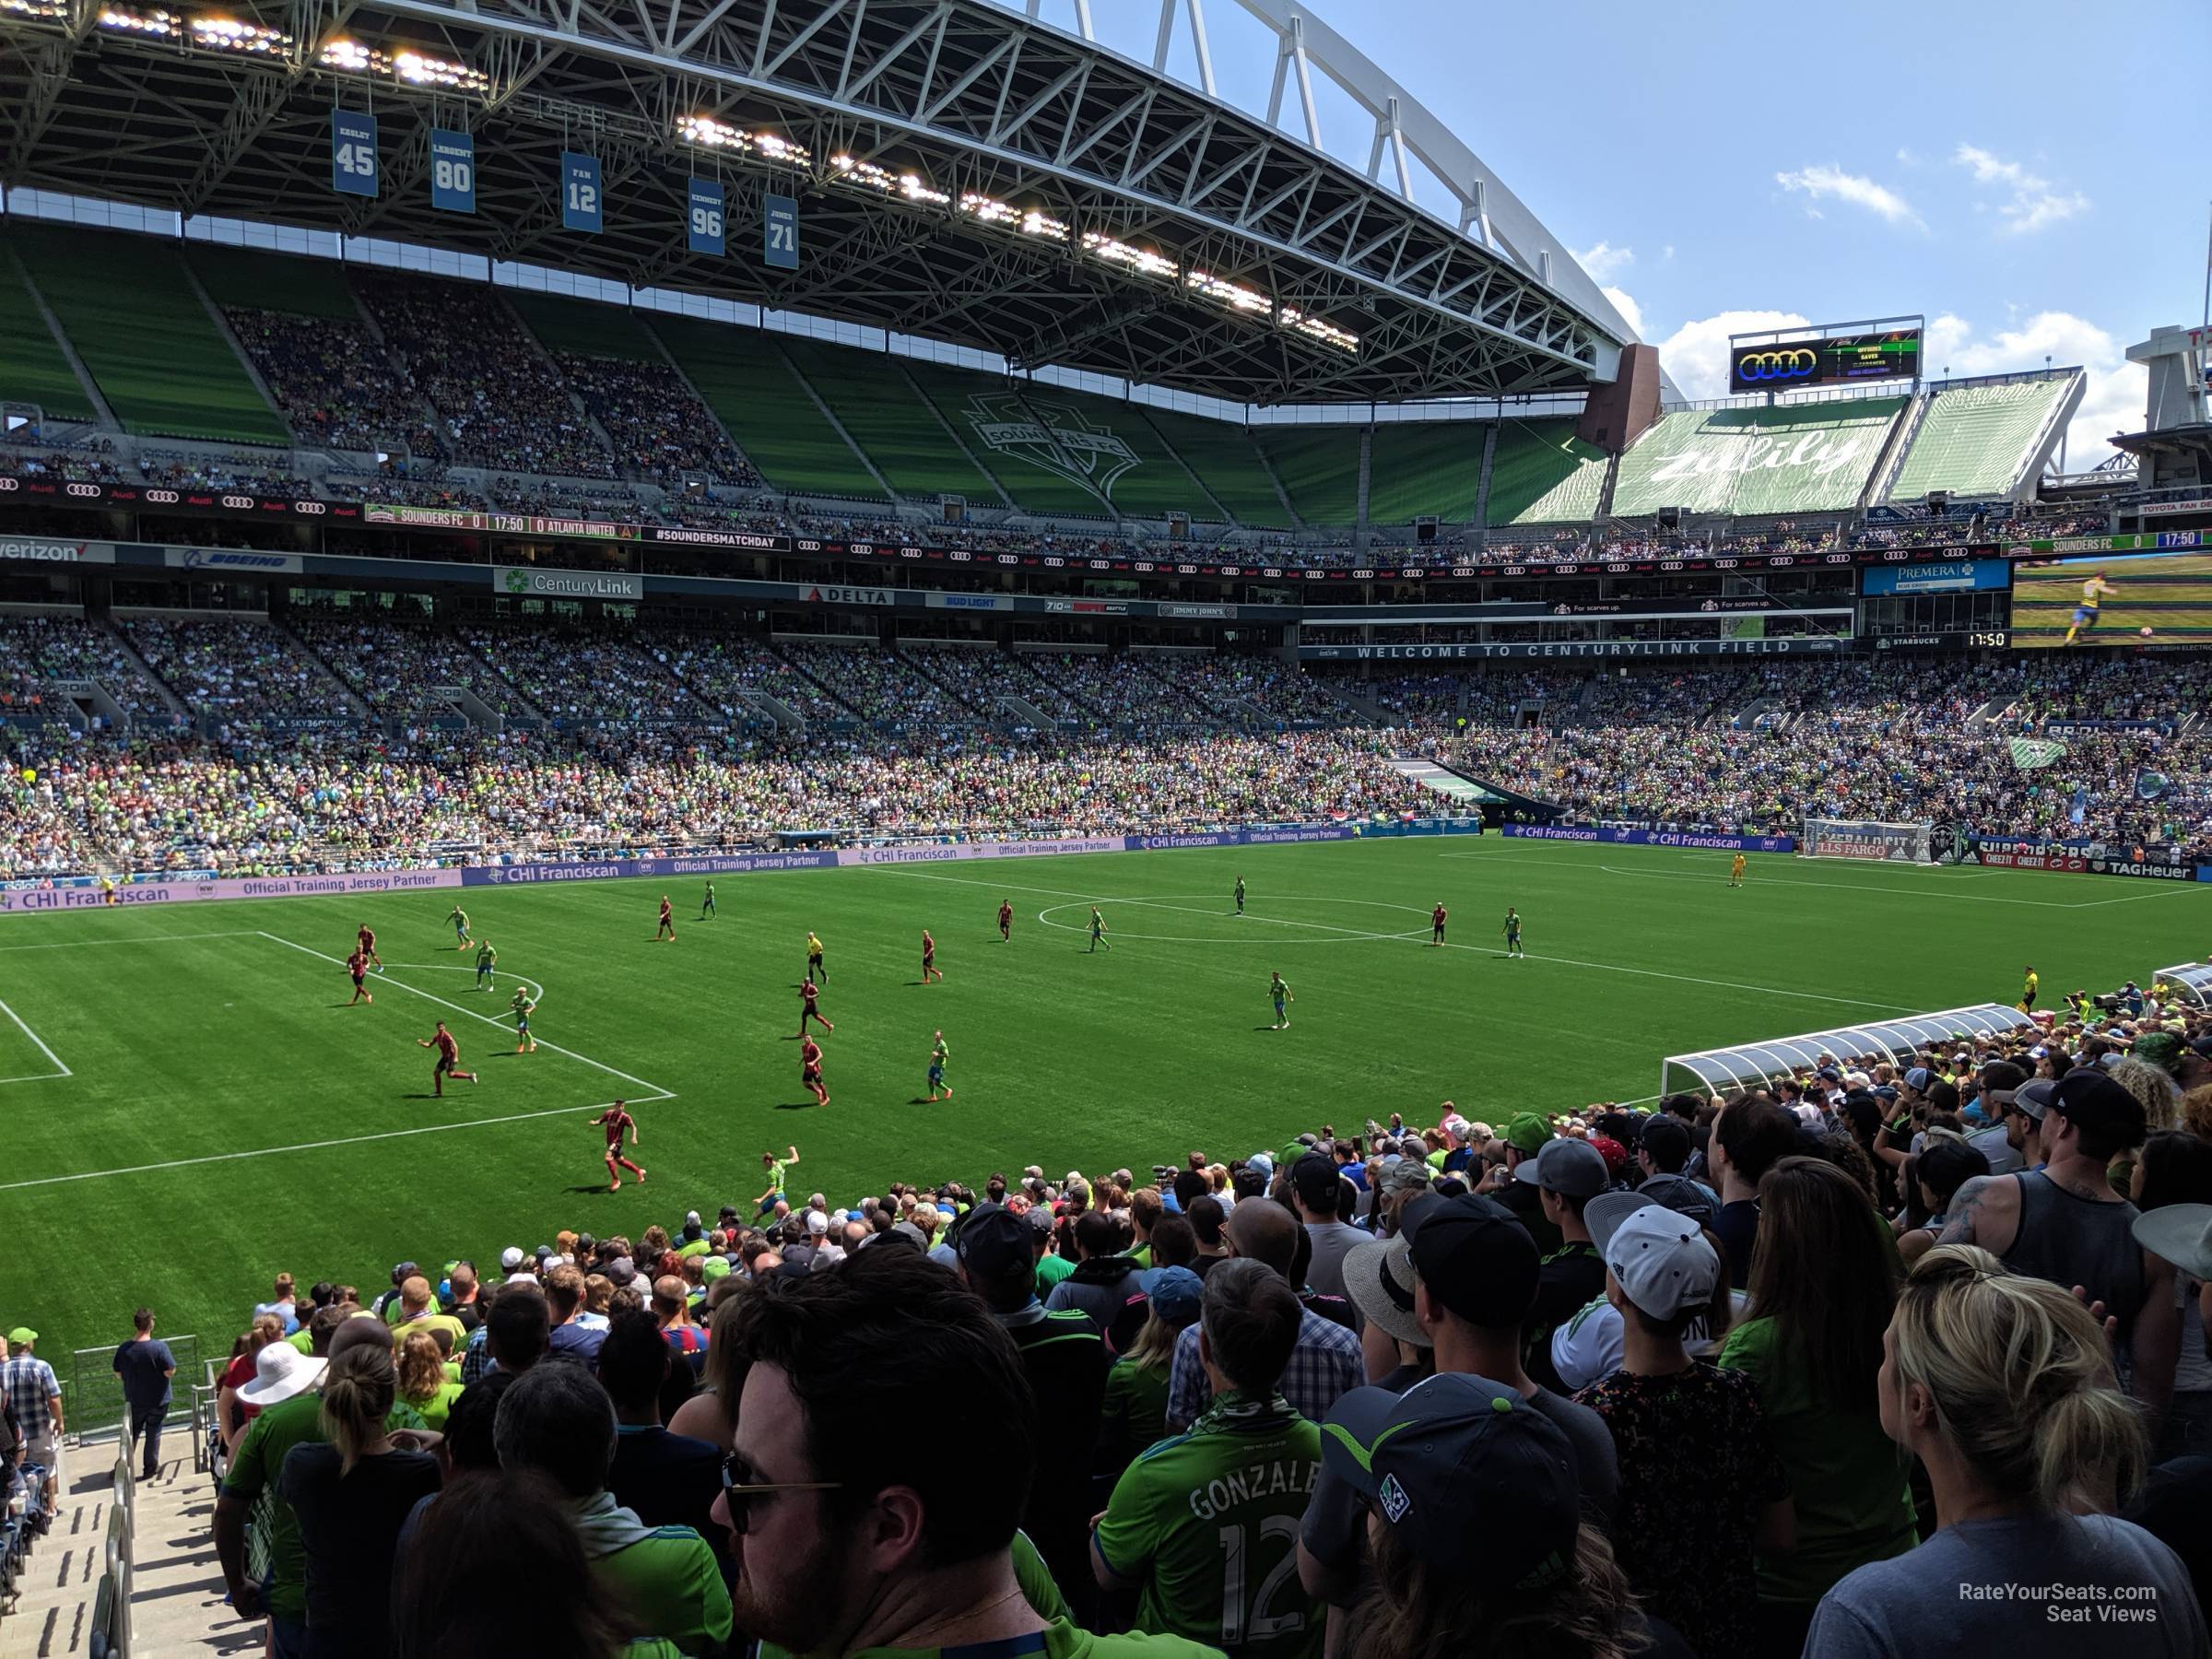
[3,836,2206,1381]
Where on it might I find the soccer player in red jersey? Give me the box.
[416,1020,477,1096]
[921,928,943,983]
[357,923,382,971]
[800,1035,830,1107]
[797,975,834,1036]
[1430,901,1448,946]
[346,948,374,1006]
[656,895,677,942]
[997,900,1013,942]
[592,1100,646,1192]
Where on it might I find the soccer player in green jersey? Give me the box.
[699,881,716,920]
[1269,971,1294,1030]
[1093,1259,1324,1658]
[1089,907,1111,952]
[756,1144,797,1218]
[446,905,470,949]
[926,1030,951,1101]
[510,986,536,1053]
[1234,876,1246,915]
[474,939,497,990]
[1502,907,1524,958]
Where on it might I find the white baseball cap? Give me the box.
[1603,1204,1718,1320]
[500,1246,525,1271]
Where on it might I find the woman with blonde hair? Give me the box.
[279,1341,441,1658]
[1804,1247,2204,1655]
[394,1330,465,1430]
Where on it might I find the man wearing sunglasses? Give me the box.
[712,1248,1216,1659]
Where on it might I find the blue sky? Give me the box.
[1006,0,2210,464]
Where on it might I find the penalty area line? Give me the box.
[0,994,70,1081]
[0,1098,653,1193]
[255,933,669,1099]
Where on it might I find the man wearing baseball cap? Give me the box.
[1308,1373,1682,1656]
[1577,1203,1791,1657]
[1482,1112,1562,1254]
[1938,1066,2179,1407]
[1,1326,62,1510]
[1296,1194,1616,1610]
[1516,1140,1610,1394]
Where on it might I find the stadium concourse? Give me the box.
[3,639,2208,877]
[8,1013,2212,1659]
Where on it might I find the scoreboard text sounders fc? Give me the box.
[1727,325,1923,394]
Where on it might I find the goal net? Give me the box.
[1798,818,1935,864]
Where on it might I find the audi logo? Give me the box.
[900,549,921,559]
[65,482,100,498]
[1660,560,1684,571]
[1770,555,1794,566]
[850,543,874,555]
[1715,559,1739,569]
[221,493,253,508]
[1826,553,1851,563]
[949,551,971,561]
[293,500,325,515]
[995,554,1017,565]
[1043,557,1063,567]
[1135,562,1155,572]
[1179,564,1199,574]
[146,488,179,503]
[1735,348,1819,381]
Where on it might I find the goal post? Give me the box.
[1797,818,1936,865]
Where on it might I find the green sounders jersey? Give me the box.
[224,1388,429,1619]
[765,1159,789,1194]
[1094,1392,1324,1659]
[477,944,496,966]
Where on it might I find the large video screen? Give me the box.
[1727,329,1922,394]
[2011,552,2212,648]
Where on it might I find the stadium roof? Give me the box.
[0,0,1646,406]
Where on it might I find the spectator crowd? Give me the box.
[13,986,2211,1658]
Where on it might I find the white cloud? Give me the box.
[1602,285,1645,338]
[1652,310,1814,400]
[1661,245,1676,263]
[1572,241,1635,281]
[1894,147,1920,166]
[1951,143,2090,234]
[1773,164,1922,228]
[1926,311,2140,465]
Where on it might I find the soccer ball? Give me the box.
[2140,626,2155,639]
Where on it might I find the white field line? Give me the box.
[0,1099,642,1192]
[0,930,266,952]
[0,994,70,1080]
[0,934,674,1187]
[1436,851,2208,910]
[885,870,1918,1014]
[257,933,666,1097]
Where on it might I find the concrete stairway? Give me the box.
[2,1438,238,1658]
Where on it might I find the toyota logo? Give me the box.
[1736,348,1818,381]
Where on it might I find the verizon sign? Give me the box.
[0,536,116,564]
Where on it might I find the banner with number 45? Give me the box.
[331,111,377,197]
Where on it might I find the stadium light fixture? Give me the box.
[96,6,179,35]
[317,36,488,93]
[11,0,78,18]
[189,13,290,52]
[682,117,811,168]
